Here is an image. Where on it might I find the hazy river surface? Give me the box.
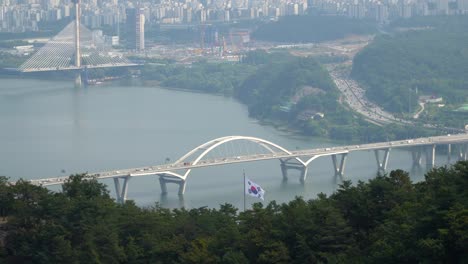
[0,78,452,209]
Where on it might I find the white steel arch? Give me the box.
[171,136,304,180]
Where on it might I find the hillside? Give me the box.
[351,16,468,121]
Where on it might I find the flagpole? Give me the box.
[243,169,246,212]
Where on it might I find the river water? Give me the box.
[0,78,453,209]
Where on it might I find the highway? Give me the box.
[327,65,465,134]
[327,64,407,126]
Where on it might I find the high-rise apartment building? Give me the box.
[136,8,144,50]
[126,7,144,51]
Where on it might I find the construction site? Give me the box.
[130,24,260,63]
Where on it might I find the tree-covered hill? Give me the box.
[235,54,370,140]
[1,161,467,263]
[352,16,468,114]
[142,51,436,141]
[142,61,257,95]
[236,54,338,118]
[252,15,377,43]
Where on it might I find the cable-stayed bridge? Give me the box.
[18,133,468,204]
[17,21,137,73]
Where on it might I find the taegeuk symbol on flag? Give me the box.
[245,178,265,200]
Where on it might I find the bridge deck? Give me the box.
[23,133,468,187]
[17,63,141,73]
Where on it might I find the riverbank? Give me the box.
[140,79,436,144]
[0,53,440,144]
[1,70,440,145]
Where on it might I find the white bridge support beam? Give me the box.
[425,144,436,169]
[74,72,82,88]
[374,148,391,173]
[447,144,451,164]
[159,177,186,196]
[411,147,423,167]
[300,167,308,184]
[331,153,348,179]
[458,144,467,161]
[280,162,288,181]
[280,160,308,183]
[114,176,131,204]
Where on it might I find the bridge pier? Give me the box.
[447,144,451,164]
[458,144,467,161]
[280,160,308,183]
[74,72,82,88]
[411,147,423,168]
[374,148,391,173]
[280,162,289,181]
[425,144,436,169]
[331,153,348,179]
[300,167,308,184]
[114,176,131,204]
[159,176,186,196]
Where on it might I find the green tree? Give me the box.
[0,176,13,220]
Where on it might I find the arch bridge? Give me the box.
[27,134,468,204]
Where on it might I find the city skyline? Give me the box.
[2,0,466,34]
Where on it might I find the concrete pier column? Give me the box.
[280,161,289,181]
[331,153,348,178]
[447,144,451,164]
[460,144,468,161]
[159,177,187,196]
[458,145,463,161]
[114,176,131,204]
[74,72,82,88]
[425,144,436,169]
[411,148,422,167]
[299,166,308,184]
[159,177,168,194]
[279,159,308,184]
[178,180,187,195]
[465,144,468,161]
[374,148,391,173]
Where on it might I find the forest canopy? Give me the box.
[352,16,468,113]
[1,161,467,263]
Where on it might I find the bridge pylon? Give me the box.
[447,144,452,164]
[159,176,186,196]
[458,144,467,161]
[411,147,423,168]
[331,153,348,179]
[114,176,131,204]
[374,148,391,173]
[425,144,436,169]
[280,159,308,183]
[74,72,82,88]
